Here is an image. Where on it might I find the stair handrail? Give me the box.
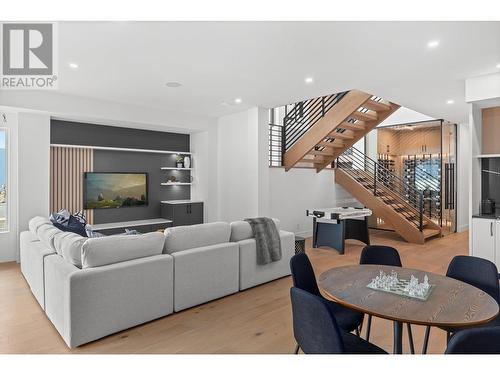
[338,154,421,213]
[337,147,439,231]
[281,91,348,155]
[338,150,423,212]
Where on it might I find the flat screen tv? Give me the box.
[84,172,148,209]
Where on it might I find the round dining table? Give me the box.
[318,264,499,354]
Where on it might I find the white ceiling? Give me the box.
[57,21,500,123]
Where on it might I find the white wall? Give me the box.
[17,112,51,235]
[215,107,270,223]
[466,73,500,104]
[190,127,219,223]
[377,107,434,127]
[269,168,355,236]
[456,122,470,233]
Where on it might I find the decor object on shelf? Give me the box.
[167,175,177,183]
[176,155,184,168]
[184,155,191,169]
[367,270,434,300]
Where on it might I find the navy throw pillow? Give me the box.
[53,215,88,237]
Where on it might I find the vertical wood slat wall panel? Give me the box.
[50,147,94,224]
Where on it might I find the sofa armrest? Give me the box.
[44,254,174,348]
[237,229,295,290]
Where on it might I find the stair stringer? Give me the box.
[315,102,401,172]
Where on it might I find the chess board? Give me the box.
[367,278,435,301]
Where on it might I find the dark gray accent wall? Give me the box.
[93,150,190,223]
[51,120,191,224]
[51,120,189,152]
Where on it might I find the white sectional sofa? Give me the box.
[164,222,240,311]
[20,216,294,348]
[230,220,295,290]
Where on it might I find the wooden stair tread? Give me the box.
[299,158,324,164]
[308,149,335,157]
[317,141,344,148]
[327,131,354,140]
[338,121,366,131]
[362,99,392,112]
[350,110,377,122]
[422,228,441,239]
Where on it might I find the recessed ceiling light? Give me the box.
[305,77,314,84]
[68,62,79,69]
[496,63,500,69]
[166,82,182,88]
[427,40,440,49]
[234,98,242,104]
[446,99,455,104]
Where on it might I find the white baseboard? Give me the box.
[457,224,469,233]
[295,230,312,238]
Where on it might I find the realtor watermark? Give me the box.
[1,22,58,89]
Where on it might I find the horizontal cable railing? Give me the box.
[282,91,348,153]
[337,147,429,230]
[269,123,283,166]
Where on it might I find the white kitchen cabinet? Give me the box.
[472,217,496,264]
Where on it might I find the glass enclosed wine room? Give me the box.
[373,120,457,235]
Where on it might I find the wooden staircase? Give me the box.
[280,89,442,244]
[335,167,441,244]
[283,90,400,172]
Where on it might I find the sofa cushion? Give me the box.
[53,231,87,268]
[81,232,165,268]
[36,223,62,252]
[53,215,88,237]
[163,222,231,254]
[29,216,51,236]
[230,218,280,242]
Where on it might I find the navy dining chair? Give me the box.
[422,255,500,354]
[445,326,500,354]
[290,287,387,354]
[290,253,364,353]
[359,245,415,354]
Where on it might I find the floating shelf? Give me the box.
[161,167,193,170]
[51,144,192,155]
[161,182,192,186]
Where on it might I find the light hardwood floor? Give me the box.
[0,229,468,354]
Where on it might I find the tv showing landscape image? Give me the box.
[84,172,148,209]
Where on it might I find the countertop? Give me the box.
[160,200,203,204]
[472,214,500,220]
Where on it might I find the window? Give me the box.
[0,129,7,232]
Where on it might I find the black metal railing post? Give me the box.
[419,191,424,231]
[373,163,377,196]
[321,97,325,117]
[281,123,286,164]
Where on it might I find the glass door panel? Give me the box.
[441,121,457,234]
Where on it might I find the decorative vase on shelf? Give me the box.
[184,156,191,169]
[176,161,184,168]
